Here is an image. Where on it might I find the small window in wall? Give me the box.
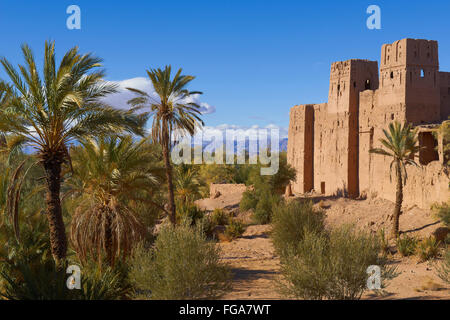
[419,132,439,165]
[391,114,394,120]
[321,182,326,195]
[390,71,394,79]
[365,79,371,90]
[337,84,341,92]
[420,69,425,78]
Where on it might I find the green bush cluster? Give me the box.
[240,190,259,212]
[378,228,390,256]
[281,227,386,300]
[225,220,245,240]
[436,250,450,284]
[210,209,230,226]
[435,203,450,227]
[417,237,441,262]
[238,152,296,225]
[253,192,281,225]
[129,224,231,299]
[272,201,396,300]
[198,152,296,192]
[175,201,205,226]
[76,261,131,300]
[0,208,132,300]
[396,235,418,257]
[0,244,129,300]
[271,201,325,257]
[240,185,282,225]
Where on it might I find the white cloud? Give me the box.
[103,77,216,115]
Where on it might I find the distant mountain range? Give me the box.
[179,137,288,154]
[279,138,288,152]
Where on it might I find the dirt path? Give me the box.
[218,225,282,300]
[198,188,449,300]
[217,221,449,300]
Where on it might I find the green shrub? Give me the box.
[435,203,450,227]
[281,225,394,300]
[0,216,72,300]
[198,215,218,240]
[253,197,272,224]
[436,249,450,284]
[271,200,326,258]
[378,228,390,256]
[0,258,73,300]
[240,159,293,225]
[77,261,131,300]
[280,230,330,300]
[176,201,205,225]
[129,224,232,299]
[417,237,441,262]
[245,152,296,195]
[252,192,280,225]
[0,254,131,300]
[225,220,245,240]
[210,209,229,226]
[240,189,258,211]
[0,211,129,300]
[396,234,418,257]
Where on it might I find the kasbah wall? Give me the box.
[287,38,450,209]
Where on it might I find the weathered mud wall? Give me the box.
[288,38,450,209]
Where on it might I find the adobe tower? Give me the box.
[287,38,450,208]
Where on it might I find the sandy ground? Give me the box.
[196,189,449,300]
[219,224,282,300]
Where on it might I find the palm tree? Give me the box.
[0,81,12,148]
[127,66,204,225]
[0,42,147,265]
[0,81,11,107]
[66,136,163,266]
[174,164,203,204]
[370,121,419,238]
[0,81,11,104]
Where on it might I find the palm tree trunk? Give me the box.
[392,159,403,238]
[104,206,114,266]
[162,125,177,226]
[43,156,67,266]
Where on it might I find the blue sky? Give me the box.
[1,0,450,134]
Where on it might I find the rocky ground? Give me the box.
[196,188,450,300]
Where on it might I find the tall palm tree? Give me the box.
[0,81,12,149]
[67,136,163,266]
[370,121,419,238]
[127,66,204,225]
[0,42,147,265]
[0,81,11,108]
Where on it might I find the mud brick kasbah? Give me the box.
[288,38,450,209]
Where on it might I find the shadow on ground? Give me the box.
[231,268,278,281]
